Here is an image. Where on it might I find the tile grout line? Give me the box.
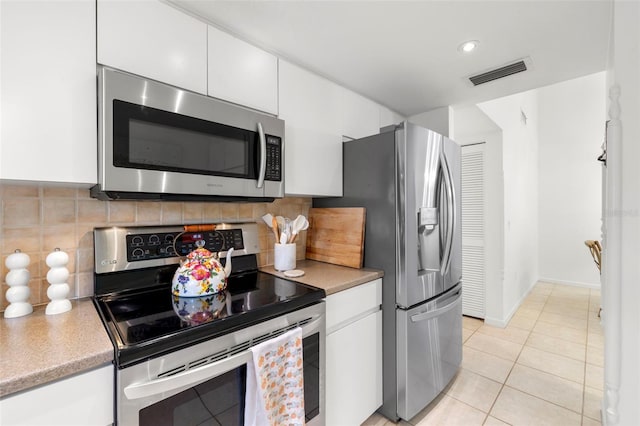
[482,287,544,424]
[392,283,597,426]
[510,286,595,420]
[483,284,596,422]
[581,291,591,424]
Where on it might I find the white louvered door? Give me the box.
[461,143,486,318]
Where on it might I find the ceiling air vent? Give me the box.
[469,60,528,86]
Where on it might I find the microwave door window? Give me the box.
[207,136,248,175]
[113,100,257,180]
[128,120,250,177]
[129,120,183,168]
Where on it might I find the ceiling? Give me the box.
[169,0,612,117]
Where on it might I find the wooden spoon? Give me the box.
[271,216,280,242]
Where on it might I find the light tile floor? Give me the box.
[362,282,603,426]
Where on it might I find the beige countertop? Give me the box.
[0,298,113,398]
[0,260,382,399]
[261,259,384,295]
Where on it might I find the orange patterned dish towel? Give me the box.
[244,327,305,426]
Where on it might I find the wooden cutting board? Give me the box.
[305,207,366,269]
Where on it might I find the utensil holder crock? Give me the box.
[274,243,296,271]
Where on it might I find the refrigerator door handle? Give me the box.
[440,151,456,276]
[409,288,461,323]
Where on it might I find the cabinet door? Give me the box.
[326,278,382,333]
[0,0,96,184]
[380,106,405,129]
[0,365,114,426]
[326,311,383,426]
[278,61,343,197]
[97,0,207,94]
[207,26,278,115]
[340,89,381,140]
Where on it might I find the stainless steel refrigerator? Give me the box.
[314,121,462,421]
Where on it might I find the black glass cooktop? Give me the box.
[94,267,324,368]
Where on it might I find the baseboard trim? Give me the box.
[484,280,538,328]
[479,278,599,328]
[537,277,601,290]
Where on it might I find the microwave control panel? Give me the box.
[126,229,244,261]
[264,136,282,181]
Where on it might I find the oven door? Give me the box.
[96,66,284,200]
[117,302,325,426]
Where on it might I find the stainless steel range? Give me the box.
[92,222,325,426]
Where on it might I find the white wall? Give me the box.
[451,105,505,325]
[478,90,540,323]
[537,72,605,288]
[454,74,604,324]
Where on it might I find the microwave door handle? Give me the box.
[256,122,267,189]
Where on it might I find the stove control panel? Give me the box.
[125,229,244,262]
[94,222,261,274]
[174,229,244,256]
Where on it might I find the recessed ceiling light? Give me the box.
[458,40,479,53]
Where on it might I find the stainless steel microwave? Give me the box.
[91,67,284,202]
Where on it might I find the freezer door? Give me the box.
[396,284,462,421]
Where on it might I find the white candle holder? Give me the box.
[4,250,33,319]
[45,248,72,315]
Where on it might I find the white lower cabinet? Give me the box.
[325,279,383,426]
[0,365,114,426]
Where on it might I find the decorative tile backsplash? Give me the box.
[0,183,311,311]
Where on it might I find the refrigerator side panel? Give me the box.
[313,129,399,420]
[396,284,462,420]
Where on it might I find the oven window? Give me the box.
[138,334,320,425]
[113,100,257,179]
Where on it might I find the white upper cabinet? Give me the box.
[380,105,405,129]
[0,0,97,184]
[279,60,401,196]
[279,61,343,197]
[340,89,381,140]
[207,26,278,115]
[97,0,207,95]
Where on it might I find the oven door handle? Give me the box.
[124,351,252,400]
[123,314,324,400]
